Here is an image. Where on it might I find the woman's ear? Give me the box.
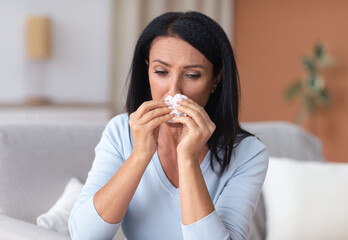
[211,70,222,93]
[215,70,222,85]
[145,59,149,66]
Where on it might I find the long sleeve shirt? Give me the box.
[69,113,269,240]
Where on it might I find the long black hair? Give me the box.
[125,11,253,175]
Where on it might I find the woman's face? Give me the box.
[147,37,219,107]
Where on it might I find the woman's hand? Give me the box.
[173,98,216,161]
[129,100,173,160]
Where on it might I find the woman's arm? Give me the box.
[69,101,172,239]
[173,99,216,225]
[94,100,173,224]
[177,155,215,225]
[173,99,269,240]
[178,139,269,240]
[93,152,151,223]
[69,116,127,240]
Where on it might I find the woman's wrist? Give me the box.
[130,151,153,165]
[177,154,200,169]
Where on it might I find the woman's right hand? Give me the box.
[129,100,172,160]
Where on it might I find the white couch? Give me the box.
[0,120,325,239]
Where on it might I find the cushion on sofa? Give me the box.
[37,178,83,235]
[263,157,348,240]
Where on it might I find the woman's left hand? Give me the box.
[172,98,216,161]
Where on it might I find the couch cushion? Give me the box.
[37,177,83,235]
[0,122,106,224]
[263,157,348,240]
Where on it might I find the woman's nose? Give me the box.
[167,74,182,96]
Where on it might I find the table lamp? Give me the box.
[25,15,52,105]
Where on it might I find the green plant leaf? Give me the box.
[304,95,317,113]
[302,57,317,75]
[319,90,331,105]
[285,81,303,101]
[308,76,317,88]
[315,43,325,60]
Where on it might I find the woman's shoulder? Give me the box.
[235,135,267,152]
[210,135,268,183]
[109,112,129,124]
[235,135,268,158]
[227,135,269,171]
[97,113,132,159]
[104,113,130,133]
[101,113,131,145]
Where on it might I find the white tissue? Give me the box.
[164,94,188,123]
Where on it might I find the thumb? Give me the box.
[154,126,160,145]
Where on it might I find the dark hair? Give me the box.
[125,11,253,175]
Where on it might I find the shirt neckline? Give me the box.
[152,149,211,196]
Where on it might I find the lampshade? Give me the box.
[26,16,51,59]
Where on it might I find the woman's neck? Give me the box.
[157,123,183,150]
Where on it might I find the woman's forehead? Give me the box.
[149,37,211,67]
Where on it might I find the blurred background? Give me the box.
[0,0,347,163]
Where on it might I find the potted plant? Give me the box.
[285,42,334,125]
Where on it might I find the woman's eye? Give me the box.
[186,74,201,79]
[154,70,167,76]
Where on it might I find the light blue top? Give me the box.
[69,113,269,240]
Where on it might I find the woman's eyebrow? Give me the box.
[152,59,170,66]
[152,59,204,69]
[183,64,204,69]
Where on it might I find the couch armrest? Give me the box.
[0,214,70,240]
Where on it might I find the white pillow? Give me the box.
[263,157,348,240]
[37,177,83,235]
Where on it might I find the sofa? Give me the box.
[0,120,326,240]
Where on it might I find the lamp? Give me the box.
[25,15,52,105]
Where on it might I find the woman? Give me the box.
[69,11,268,240]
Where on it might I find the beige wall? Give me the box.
[235,0,348,162]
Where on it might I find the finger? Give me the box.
[175,104,208,129]
[172,115,199,130]
[177,98,211,120]
[135,100,168,118]
[177,98,215,131]
[146,113,175,130]
[139,106,172,125]
[154,126,160,144]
